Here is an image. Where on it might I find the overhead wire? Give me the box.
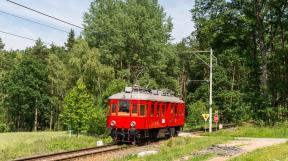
[6,0,84,30]
[0,29,51,45]
[3,0,103,47]
[0,10,69,34]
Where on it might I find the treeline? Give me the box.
[0,0,288,133]
[186,0,288,125]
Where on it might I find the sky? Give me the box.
[0,0,194,50]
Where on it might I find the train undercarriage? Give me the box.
[109,126,182,145]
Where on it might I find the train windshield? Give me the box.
[118,100,130,116]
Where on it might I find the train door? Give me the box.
[161,102,166,126]
[130,100,138,117]
[169,103,176,126]
[165,103,169,126]
[139,100,147,129]
[146,101,151,129]
[179,103,185,125]
[149,101,157,128]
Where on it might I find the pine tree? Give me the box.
[65,29,75,52]
[0,38,4,50]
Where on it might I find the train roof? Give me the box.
[109,87,185,103]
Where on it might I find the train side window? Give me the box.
[156,104,160,116]
[131,104,138,116]
[171,104,175,116]
[162,104,165,117]
[151,103,155,116]
[111,104,116,115]
[174,104,177,116]
[140,104,146,116]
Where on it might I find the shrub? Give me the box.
[0,123,9,132]
[186,100,207,127]
[87,108,108,136]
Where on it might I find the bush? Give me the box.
[87,108,108,136]
[0,123,9,132]
[186,101,207,127]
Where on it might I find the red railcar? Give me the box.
[106,87,185,144]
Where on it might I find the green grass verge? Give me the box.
[229,142,288,161]
[188,153,215,161]
[0,131,111,161]
[183,123,218,132]
[203,124,288,138]
[119,136,231,161]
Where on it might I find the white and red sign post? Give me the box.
[214,111,219,131]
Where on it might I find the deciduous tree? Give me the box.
[61,80,94,136]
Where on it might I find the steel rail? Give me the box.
[11,143,129,161]
[11,124,235,161]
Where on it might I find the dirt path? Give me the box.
[208,137,287,161]
[176,133,287,161]
[78,133,287,161]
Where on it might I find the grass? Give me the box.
[203,124,288,138]
[229,141,288,161]
[119,136,231,161]
[188,153,215,161]
[183,123,218,132]
[0,131,111,161]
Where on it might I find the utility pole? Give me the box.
[209,49,213,132]
[185,49,216,133]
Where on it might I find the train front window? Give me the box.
[118,100,130,116]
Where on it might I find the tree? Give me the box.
[61,80,94,136]
[27,39,49,62]
[68,39,114,97]
[46,52,68,130]
[189,0,288,124]
[4,55,48,131]
[83,0,179,91]
[0,37,5,50]
[65,29,75,52]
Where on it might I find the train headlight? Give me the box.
[110,120,116,127]
[130,121,136,127]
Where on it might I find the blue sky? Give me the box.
[1,0,194,50]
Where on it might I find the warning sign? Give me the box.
[202,114,209,121]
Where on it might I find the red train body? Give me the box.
[106,87,185,144]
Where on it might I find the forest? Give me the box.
[0,0,287,134]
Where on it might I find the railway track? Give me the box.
[11,144,129,161]
[11,124,235,161]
